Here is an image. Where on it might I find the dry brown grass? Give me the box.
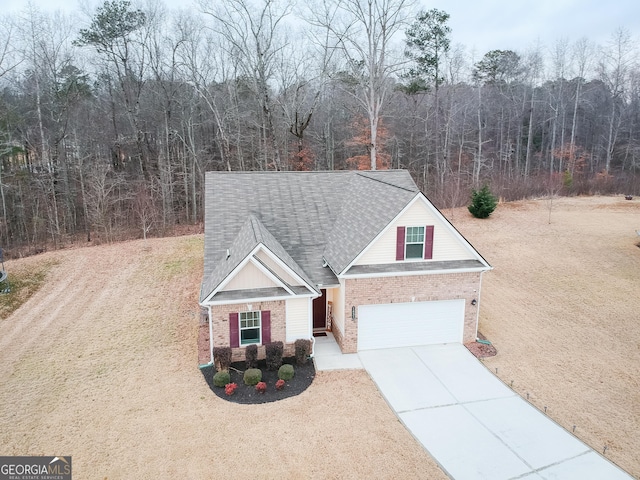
[0,236,445,480]
[448,195,640,478]
[2,195,638,479]
[0,256,58,319]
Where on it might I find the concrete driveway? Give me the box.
[358,344,633,480]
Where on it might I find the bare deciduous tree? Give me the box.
[306,0,415,170]
[199,0,293,170]
[598,28,635,174]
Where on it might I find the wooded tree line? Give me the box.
[0,0,638,254]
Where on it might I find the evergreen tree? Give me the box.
[468,185,498,218]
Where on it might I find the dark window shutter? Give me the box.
[396,226,406,261]
[229,312,239,348]
[261,311,271,344]
[424,225,434,259]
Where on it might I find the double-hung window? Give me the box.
[405,226,425,259]
[240,311,261,345]
[396,225,434,261]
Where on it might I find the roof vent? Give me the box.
[226,249,230,260]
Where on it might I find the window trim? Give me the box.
[239,310,262,346]
[405,226,425,260]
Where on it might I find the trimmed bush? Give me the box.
[468,185,498,219]
[243,368,262,386]
[245,344,258,369]
[275,379,285,390]
[278,364,295,381]
[225,383,237,396]
[213,346,232,372]
[255,381,267,394]
[213,370,231,388]
[265,341,283,371]
[295,338,311,365]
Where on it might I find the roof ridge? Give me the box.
[250,215,257,242]
[247,214,262,243]
[354,171,417,193]
[208,170,350,175]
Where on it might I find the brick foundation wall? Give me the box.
[209,300,294,362]
[337,272,482,353]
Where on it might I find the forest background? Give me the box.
[0,0,638,255]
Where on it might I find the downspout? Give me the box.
[198,304,214,369]
[310,336,316,358]
[309,296,316,358]
[474,271,485,341]
[208,305,214,365]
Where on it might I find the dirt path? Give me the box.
[449,195,640,478]
[0,236,445,479]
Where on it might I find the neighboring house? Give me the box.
[199,170,491,362]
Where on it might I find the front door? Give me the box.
[312,289,327,330]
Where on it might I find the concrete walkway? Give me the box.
[312,332,363,371]
[358,344,633,480]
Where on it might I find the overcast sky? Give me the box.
[429,0,639,57]
[1,0,638,57]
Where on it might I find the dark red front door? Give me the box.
[312,289,327,330]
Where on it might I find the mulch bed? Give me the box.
[464,331,498,358]
[201,357,316,404]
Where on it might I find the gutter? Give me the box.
[340,266,491,280]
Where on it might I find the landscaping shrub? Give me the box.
[278,364,295,381]
[295,338,311,365]
[265,341,283,371]
[255,381,267,394]
[245,344,258,369]
[225,383,237,396]
[275,379,285,390]
[213,370,231,388]
[468,185,498,219]
[243,368,262,386]
[213,346,232,372]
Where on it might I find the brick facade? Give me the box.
[208,300,296,362]
[207,272,482,358]
[336,272,482,353]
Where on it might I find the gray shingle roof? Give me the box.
[200,170,421,302]
[200,214,317,302]
[345,259,487,275]
[323,171,418,273]
[200,215,261,301]
[210,287,290,302]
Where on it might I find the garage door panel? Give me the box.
[358,299,464,350]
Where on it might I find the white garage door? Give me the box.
[357,299,465,350]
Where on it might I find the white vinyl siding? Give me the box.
[354,199,471,265]
[221,260,278,291]
[286,297,310,342]
[331,282,345,335]
[254,250,302,286]
[357,299,464,350]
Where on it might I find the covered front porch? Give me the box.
[311,283,351,352]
